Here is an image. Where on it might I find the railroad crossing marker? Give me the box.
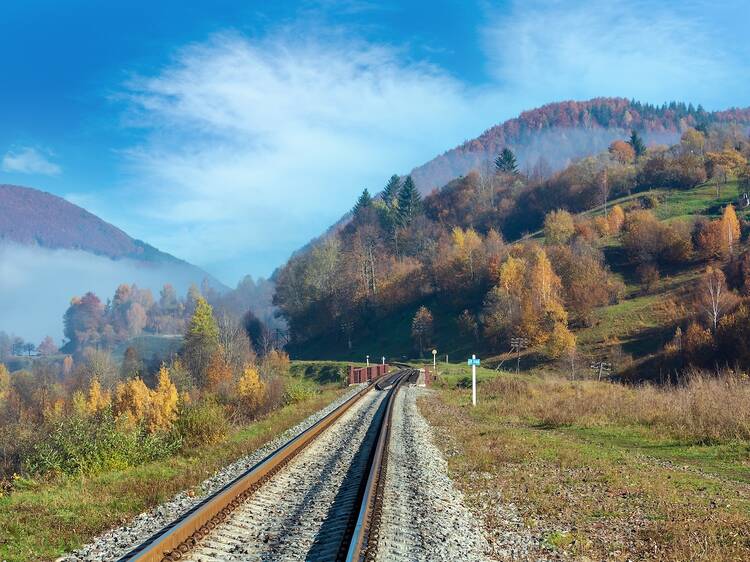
[590,361,612,381]
[468,354,480,406]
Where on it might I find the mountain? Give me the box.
[0,184,227,342]
[410,98,750,193]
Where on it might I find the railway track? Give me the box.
[119,368,417,562]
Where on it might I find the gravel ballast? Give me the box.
[62,385,365,562]
[375,386,544,561]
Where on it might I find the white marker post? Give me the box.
[432,349,437,370]
[366,355,370,367]
[468,354,480,406]
[382,356,385,365]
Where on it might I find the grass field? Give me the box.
[0,386,347,562]
[422,371,750,561]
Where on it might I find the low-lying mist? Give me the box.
[0,243,212,344]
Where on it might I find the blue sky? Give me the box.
[1,0,748,285]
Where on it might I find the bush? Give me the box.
[26,409,179,477]
[284,379,319,404]
[175,401,229,450]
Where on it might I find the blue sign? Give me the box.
[467,358,481,366]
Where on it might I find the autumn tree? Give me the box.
[121,346,142,379]
[544,210,575,245]
[147,364,179,433]
[609,140,635,164]
[696,266,737,331]
[411,306,433,357]
[495,148,518,174]
[721,204,741,255]
[37,336,58,356]
[236,365,266,414]
[85,378,110,414]
[608,204,625,233]
[680,128,705,155]
[63,292,105,352]
[0,364,10,406]
[451,227,483,283]
[113,377,151,425]
[183,297,220,388]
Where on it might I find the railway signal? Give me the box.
[510,336,529,375]
[467,354,480,406]
[590,360,612,381]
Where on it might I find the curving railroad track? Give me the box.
[118,368,417,562]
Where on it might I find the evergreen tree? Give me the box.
[352,188,372,217]
[627,129,647,159]
[381,175,401,209]
[397,176,421,225]
[495,148,518,174]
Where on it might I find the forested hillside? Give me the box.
[274,116,750,380]
[409,98,750,193]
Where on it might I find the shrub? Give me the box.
[25,409,179,476]
[284,379,319,405]
[175,400,229,450]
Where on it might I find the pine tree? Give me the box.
[397,176,421,225]
[381,175,401,209]
[495,148,518,174]
[352,188,372,217]
[627,129,646,159]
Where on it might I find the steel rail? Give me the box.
[344,369,413,562]
[118,373,395,562]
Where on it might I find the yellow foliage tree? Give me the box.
[0,364,9,405]
[236,365,266,412]
[608,205,625,233]
[543,210,575,245]
[71,390,88,417]
[546,322,576,359]
[147,364,179,433]
[263,349,291,378]
[113,377,151,425]
[451,227,483,281]
[722,204,741,255]
[86,378,110,414]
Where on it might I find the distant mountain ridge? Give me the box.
[410,98,750,193]
[0,184,226,290]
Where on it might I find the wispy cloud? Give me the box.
[118,31,496,281]
[2,146,61,176]
[481,0,748,109]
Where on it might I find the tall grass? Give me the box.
[482,371,750,443]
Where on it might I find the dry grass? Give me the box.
[483,371,750,443]
[422,373,750,561]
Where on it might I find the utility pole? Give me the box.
[590,360,612,381]
[510,336,529,375]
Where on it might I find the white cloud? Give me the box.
[481,0,747,109]
[118,31,498,281]
[2,146,61,176]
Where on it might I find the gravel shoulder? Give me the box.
[62,384,366,562]
[401,386,546,562]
